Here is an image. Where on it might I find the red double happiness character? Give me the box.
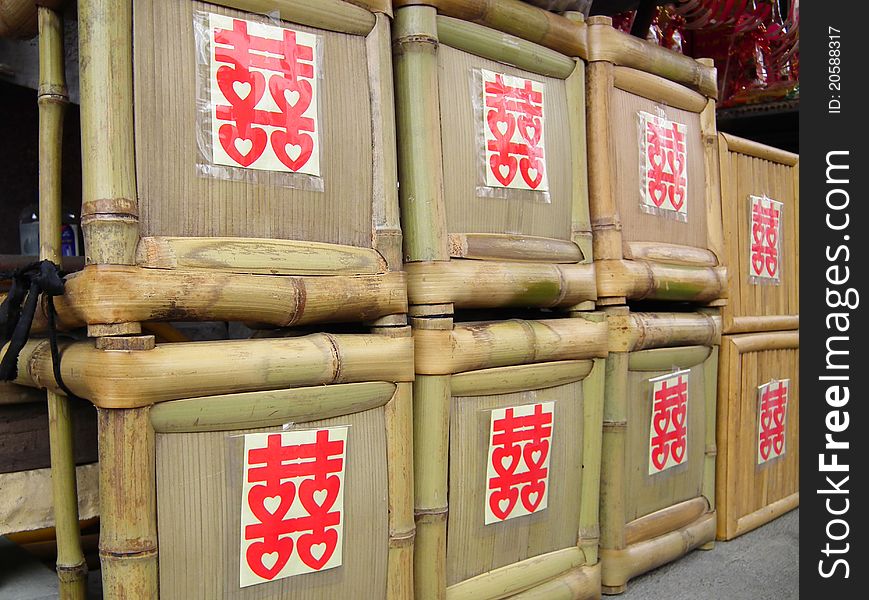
[485,74,518,187]
[518,403,552,512]
[758,381,788,462]
[487,407,523,520]
[649,374,689,473]
[643,114,687,213]
[209,14,319,174]
[750,197,782,279]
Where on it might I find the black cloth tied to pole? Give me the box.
[0,260,76,398]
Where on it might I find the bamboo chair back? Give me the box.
[413,314,607,599]
[716,331,799,540]
[599,310,718,593]
[394,0,597,314]
[718,134,799,334]
[586,16,726,305]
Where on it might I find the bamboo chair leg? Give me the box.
[39,6,88,598]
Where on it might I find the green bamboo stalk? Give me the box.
[599,351,628,552]
[578,357,605,566]
[627,345,712,371]
[39,7,87,599]
[700,345,719,550]
[393,6,449,263]
[217,0,375,35]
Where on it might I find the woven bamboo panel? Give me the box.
[155,407,389,599]
[134,0,374,247]
[717,332,799,540]
[623,360,708,522]
[610,89,707,251]
[719,136,799,333]
[438,46,573,240]
[446,383,584,585]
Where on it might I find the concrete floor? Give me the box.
[1,509,798,599]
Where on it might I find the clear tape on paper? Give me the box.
[193,10,325,191]
[637,107,689,223]
[747,194,784,286]
[471,68,551,204]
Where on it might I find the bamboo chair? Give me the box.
[717,134,799,334]
[585,16,727,306]
[5,1,416,598]
[599,309,719,594]
[716,331,798,541]
[413,313,608,599]
[393,0,597,319]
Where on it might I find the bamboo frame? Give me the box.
[37,7,88,598]
[214,0,376,35]
[599,308,717,594]
[586,16,716,97]
[407,261,596,309]
[38,266,407,330]
[394,0,588,60]
[7,335,414,408]
[586,17,725,307]
[412,314,607,599]
[717,331,799,540]
[718,133,800,334]
[394,1,596,315]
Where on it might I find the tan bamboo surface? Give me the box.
[406,261,596,309]
[448,234,584,263]
[0,0,62,39]
[35,266,406,330]
[156,408,390,598]
[37,6,88,597]
[217,0,376,35]
[717,331,799,540]
[394,0,588,59]
[395,1,596,312]
[0,463,99,537]
[718,133,799,334]
[415,318,608,375]
[411,312,606,599]
[586,17,725,306]
[5,334,414,408]
[586,16,716,97]
[600,308,717,593]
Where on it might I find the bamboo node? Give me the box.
[56,561,88,583]
[414,506,448,517]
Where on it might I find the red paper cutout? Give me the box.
[758,380,788,463]
[649,373,689,474]
[750,195,782,281]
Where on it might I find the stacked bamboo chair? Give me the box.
[394,1,605,598]
[715,134,799,540]
[5,0,416,598]
[584,16,724,594]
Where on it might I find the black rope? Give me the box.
[0,260,77,399]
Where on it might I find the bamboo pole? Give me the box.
[216,0,376,36]
[586,60,623,265]
[599,351,628,554]
[413,373,451,600]
[415,318,609,375]
[732,493,799,539]
[394,0,588,60]
[445,547,585,600]
[42,266,407,330]
[595,259,727,304]
[719,132,798,165]
[38,8,87,598]
[8,334,415,408]
[386,382,415,600]
[436,15,575,79]
[700,344,718,550]
[393,6,449,263]
[600,512,715,592]
[97,406,157,599]
[406,261,597,309]
[607,311,720,353]
[623,497,708,546]
[78,0,139,270]
[566,60,593,266]
[586,16,717,98]
[367,13,404,271]
[578,357,605,566]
